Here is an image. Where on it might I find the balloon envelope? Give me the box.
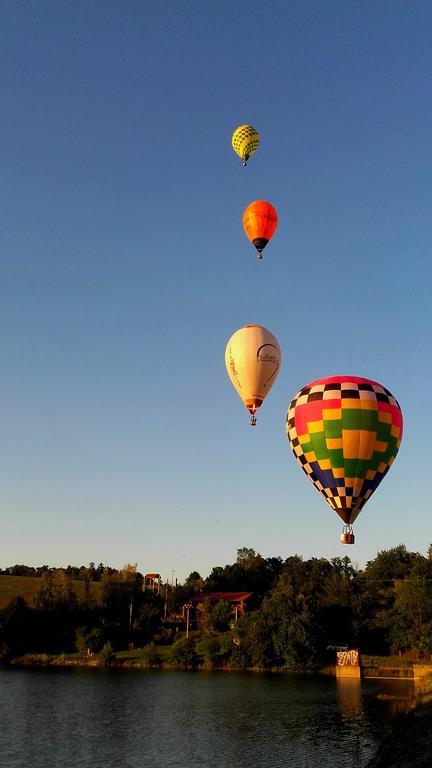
[232,125,260,164]
[225,325,281,418]
[243,201,278,256]
[286,375,403,525]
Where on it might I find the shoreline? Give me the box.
[6,653,335,674]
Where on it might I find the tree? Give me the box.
[80,567,95,608]
[236,547,262,569]
[75,627,104,656]
[132,598,163,645]
[34,571,54,611]
[142,642,161,666]
[205,551,282,604]
[261,564,327,670]
[170,637,197,668]
[98,641,114,667]
[101,565,139,620]
[210,600,232,632]
[232,612,275,668]
[196,633,223,668]
[389,565,432,656]
[364,545,420,582]
[52,570,78,610]
[358,546,424,654]
[184,571,203,592]
[0,597,33,657]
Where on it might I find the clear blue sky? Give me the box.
[1,1,431,581]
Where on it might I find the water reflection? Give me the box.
[337,677,364,720]
[0,668,416,768]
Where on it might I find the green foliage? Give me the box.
[170,636,197,668]
[236,547,262,568]
[184,571,203,592]
[205,549,283,603]
[210,600,232,632]
[231,613,274,668]
[264,572,325,670]
[364,545,420,582]
[33,572,54,611]
[98,641,114,667]
[3,547,432,669]
[142,642,162,666]
[389,564,432,655]
[133,600,163,645]
[75,627,104,656]
[100,564,141,613]
[100,564,162,648]
[358,546,426,654]
[196,632,232,668]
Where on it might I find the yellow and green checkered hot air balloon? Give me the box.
[232,125,260,166]
[286,376,403,544]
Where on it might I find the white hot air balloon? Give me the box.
[225,324,281,425]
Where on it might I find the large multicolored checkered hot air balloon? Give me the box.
[286,376,403,544]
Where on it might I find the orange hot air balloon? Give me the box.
[242,201,278,259]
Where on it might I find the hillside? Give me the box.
[0,575,101,609]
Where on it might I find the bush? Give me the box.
[170,637,197,668]
[210,601,232,632]
[196,633,222,668]
[75,627,104,657]
[98,641,114,667]
[143,642,161,666]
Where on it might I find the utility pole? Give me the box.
[128,597,133,648]
[185,602,193,638]
[164,582,168,622]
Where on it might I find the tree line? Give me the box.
[0,562,115,581]
[1,545,432,670]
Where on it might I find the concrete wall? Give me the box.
[336,664,361,678]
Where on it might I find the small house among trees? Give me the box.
[144,573,162,593]
[187,591,253,622]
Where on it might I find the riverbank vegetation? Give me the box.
[2,545,432,672]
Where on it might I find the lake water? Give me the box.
[0,667,413,768]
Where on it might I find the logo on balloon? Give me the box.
[228,351,241,389]
[257,344,280,387]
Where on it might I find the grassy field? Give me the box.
[0,575,102,609]
[115,645,173,664]
[0,576,40,609]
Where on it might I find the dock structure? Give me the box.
[336,649,361,679]
[335,651,432,682]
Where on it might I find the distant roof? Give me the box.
[190,591,252,603]
[144,573,161,579]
